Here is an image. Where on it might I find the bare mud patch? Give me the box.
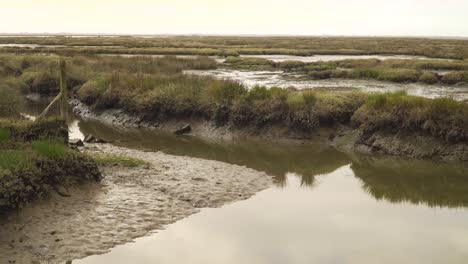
[0,144,273,263]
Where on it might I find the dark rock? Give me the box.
[94,138,108,144]
[69,138,84,147]
[191,177,208,182]
[84,134,96,143]
[54,186,71,197]
[84,134,107,144]
[174,124,191,135]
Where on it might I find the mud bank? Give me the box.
[0,144,272,263]
[71,100,468,162]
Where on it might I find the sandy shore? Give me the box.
[0,144,273,263]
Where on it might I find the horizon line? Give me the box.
[0,33,467,40]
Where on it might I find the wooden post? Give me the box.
[59,60,68,120]
[37,60,68,121]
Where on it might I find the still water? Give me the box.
[76,166,468,264]
[73,115,468,264]
[19,100,468,263]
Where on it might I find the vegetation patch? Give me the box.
[32,140,69,158]
[223,57,468,85]
[351,91,468,143]
[0,118,68,142]
[0,119,101,210]
[92,154,151,167]
[1,36,467,59]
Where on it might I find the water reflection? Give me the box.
[350,155,468,208]
[77,117,350,185]
[22,99,468,209]
[76,169,468,264]
[75,116,468,209]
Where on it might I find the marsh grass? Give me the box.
[352,91,468,142]
[0,128,10,143]
[0,54,218,96]
[32,140,68,158]
[0,83,24,117]
[0,150,32,170]
[225,57,468,85]
[92,154,150,167]
[1,36,467,59]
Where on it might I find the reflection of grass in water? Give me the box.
[77,117,351,182]
[351,155,468,208]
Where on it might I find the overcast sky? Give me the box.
[1,0,467,36]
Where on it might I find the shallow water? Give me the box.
[185,69,468,100]
[240,54,443,62]
[99,53,439,64]
[76,165,468,264]
[7,100,468,263]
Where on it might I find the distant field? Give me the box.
[0,36,467,59]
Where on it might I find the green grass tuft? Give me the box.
[32,140,68,158]
[0,128,10,143]
[0,150,32,170]
[92,154,150,167]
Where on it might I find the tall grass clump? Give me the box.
[0,84,24,117]
[0,128,10,143]
[92,154,150,167]
[441,72,468,85]
[32,140,68,158]
[418,72,439,84]
[352,91,468,142]
[377,69,421,83]
[0,150,32,170]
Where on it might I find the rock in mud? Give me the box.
[84,134,107,144]
[54,186,71,197]
[84,134,96,143]
[174,124,191,135]
[69,138,84,147]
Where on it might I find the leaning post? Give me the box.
[59,60,68,120]
[36,60,68,121]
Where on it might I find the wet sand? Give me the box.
[0,144,272,263]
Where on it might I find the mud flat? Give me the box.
[0,144,272,263]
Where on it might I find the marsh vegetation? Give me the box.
[224,57,468,85]
[1,36,468,59]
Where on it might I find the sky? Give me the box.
[1,0,467,37]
